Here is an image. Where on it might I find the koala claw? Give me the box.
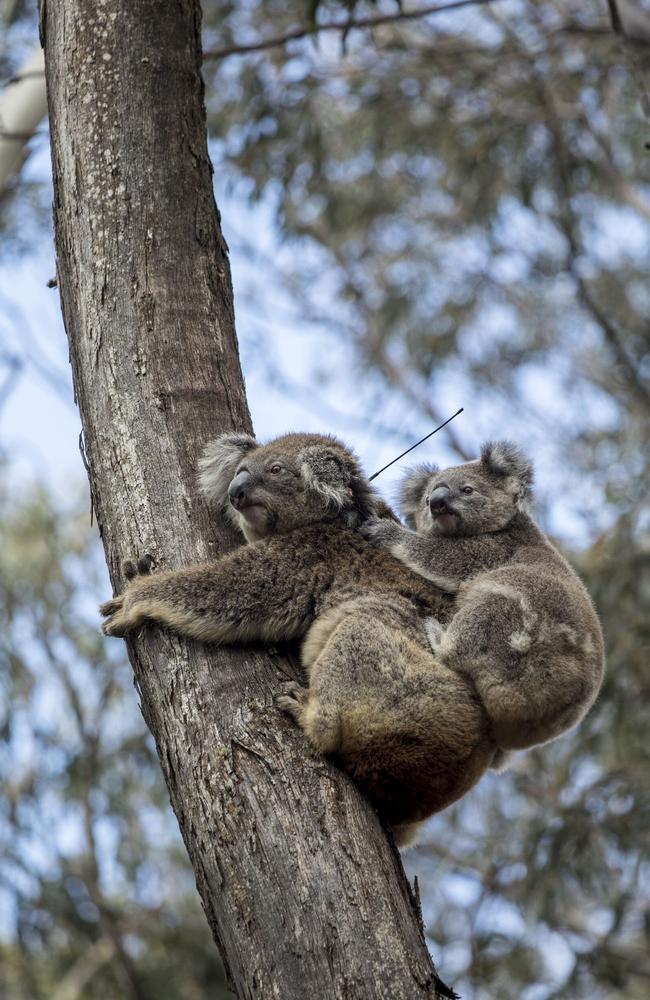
[276,682,309,723]
[99,595,123,617]
[101,616,127,638]
[359,516,390,544]
[123,554,154,581]
[101,601,148,638]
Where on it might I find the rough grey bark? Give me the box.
[42,2,454,998]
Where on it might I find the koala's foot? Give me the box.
[275,682,309,724]
[425,617,446,653]
[391,821,424,850]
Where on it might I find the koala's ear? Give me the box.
[480,440,533,505]
[348,472,380,524]
[398,464,437,527]
[299,445,352,512]
[198,432,257,506]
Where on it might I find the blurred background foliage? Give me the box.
[1,0,649,998]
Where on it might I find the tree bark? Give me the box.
[42,2,453,998]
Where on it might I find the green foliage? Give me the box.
[198,2,650,995]
[414,527,650,997]
[0,483,230,999]
[2,1,649,996]
[203,0,650,517]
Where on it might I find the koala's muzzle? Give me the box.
[228,470,254,510]
[429,486,452,515]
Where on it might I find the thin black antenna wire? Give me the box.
[368,408,464,481]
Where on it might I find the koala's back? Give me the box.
[468,519,603,656]
[286,528,493,827]
[454,526,604,748]
[265,521,455,631]
[265,523,494,828]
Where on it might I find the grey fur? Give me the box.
[398,463,438,529]
[360,441,605,753]
[198,432,257,533]
[101,431,498,845]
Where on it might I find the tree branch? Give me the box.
[511,26,650,414]
[203,0,497,61]
[0,46,47,192]
[606,0,650,124]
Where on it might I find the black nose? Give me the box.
[429,486,451,514]
[228,471,253,510]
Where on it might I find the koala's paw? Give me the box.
[359,516,398,546]
[99,589,147,638]
[275,682,309,723]
[100,593,127,637]
[99,595,122,618]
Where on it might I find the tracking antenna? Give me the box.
[368,408,464,482]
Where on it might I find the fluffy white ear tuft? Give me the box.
[480,440,533,506]
[299,446,350,512]
[398,464,438,528]
[198,433,257,506]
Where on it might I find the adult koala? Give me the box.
[101,432,496,844]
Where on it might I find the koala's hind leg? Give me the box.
[391,821,424,850]
[296,602,392,756]
[440,581,543,747]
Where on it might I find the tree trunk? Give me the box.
[42,2,453,997]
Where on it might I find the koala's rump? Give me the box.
[304,596,495,826]
[454,562,604,748]
[339,654,494,825]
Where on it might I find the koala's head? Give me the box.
[399,441,533,537]
[198,431,377,542]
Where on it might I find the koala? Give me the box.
[100,432,498,845]
[360,441,605,754]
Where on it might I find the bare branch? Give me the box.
[607,0,650,122]
[0,47,47,192]
[607,0,624,35]
[611,0,650,44]
[203,0,497,61]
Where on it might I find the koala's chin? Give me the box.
[236,504,272,542]
[430,511,460,536]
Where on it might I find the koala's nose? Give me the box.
[429,486,451,514]
[228,471,253,510]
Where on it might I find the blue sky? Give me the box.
[0,140,472,514]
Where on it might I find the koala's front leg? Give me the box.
[100,541,317,645]
[361,517,460,594]
[359,516,411,549]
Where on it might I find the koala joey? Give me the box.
[361,441,605,754]
[100,432,498,846]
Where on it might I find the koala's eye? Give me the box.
[424,495,430,505]
[269,463,284,474]
[462,486,474,495]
